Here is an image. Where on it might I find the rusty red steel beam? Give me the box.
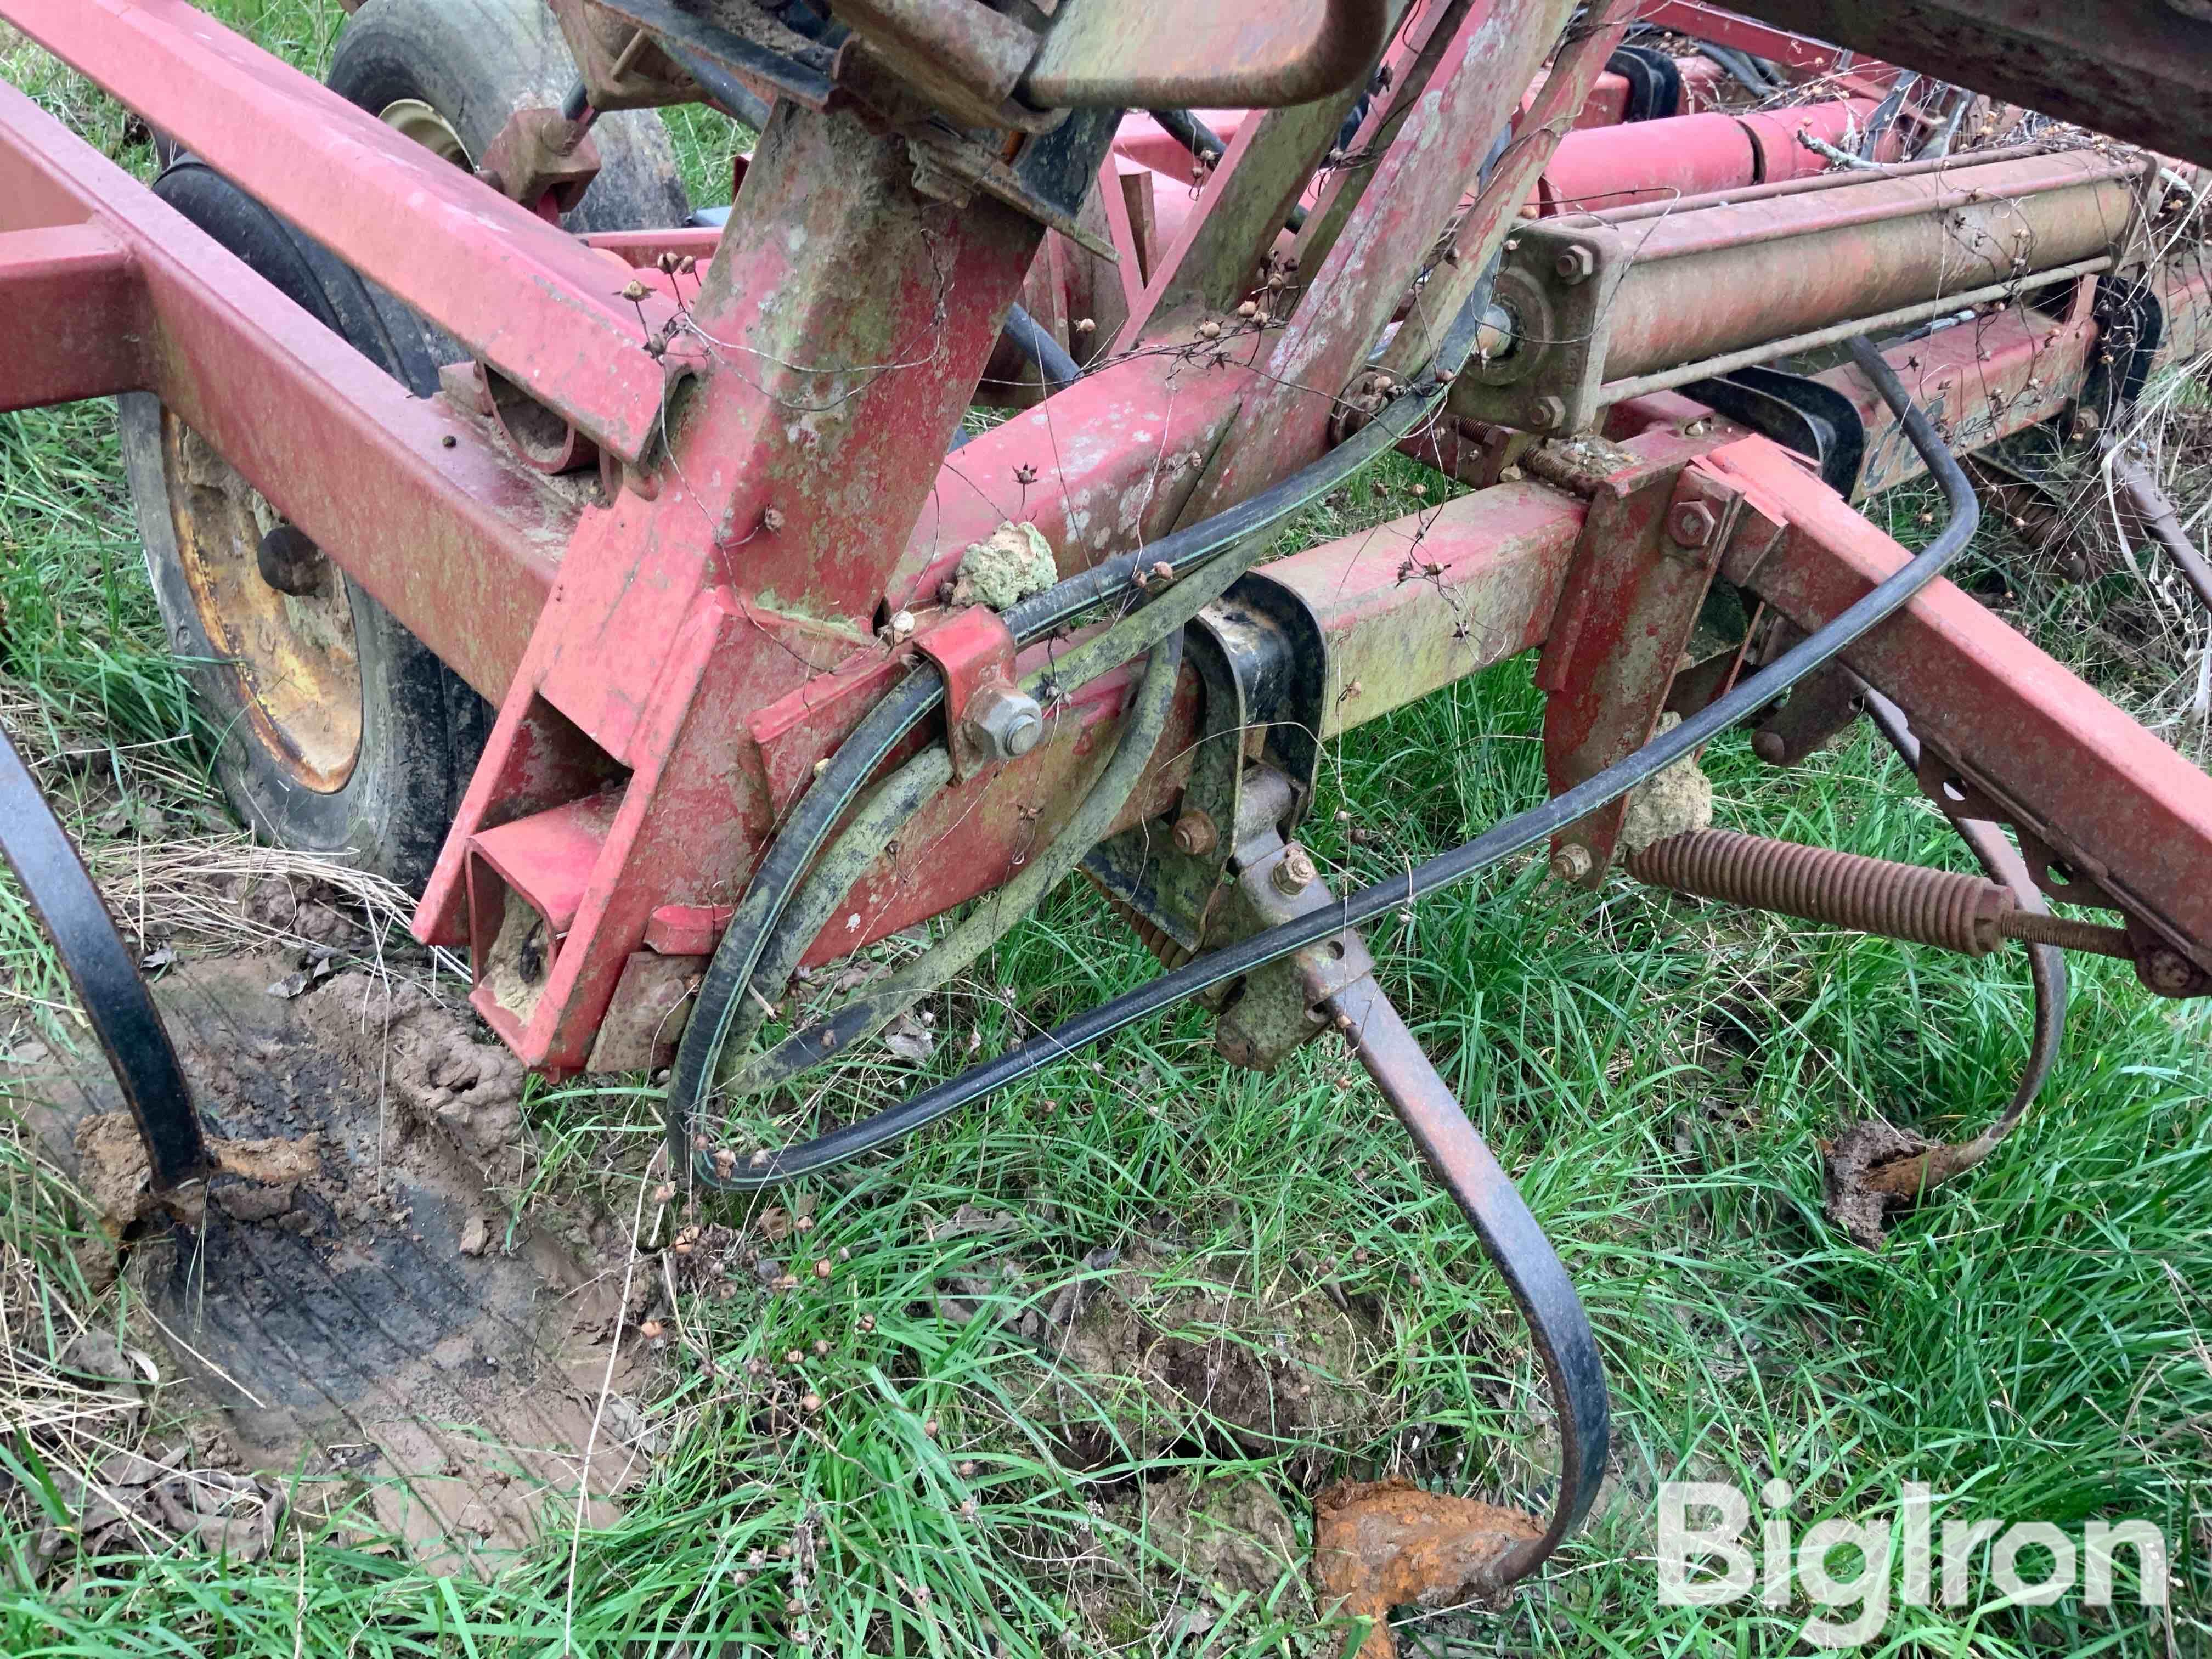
[1709,436,2212,986]
[0,222,144,410]
[801,476,1593,968]
[4,0,681,471]
[419,98,1071,1070]
[1185,0,1623,521]
[1632,0,1896,94]
[1023,0,1393,110]
[0,81,569,702]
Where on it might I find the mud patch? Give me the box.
[1822,1118,1980,1248]
[1011,1246,1392,1476]
[9,956,640,1570]
[1141,1472,1306,1600]
[297,972,524,1168]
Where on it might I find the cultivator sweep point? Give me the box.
[7,0,2212,1586]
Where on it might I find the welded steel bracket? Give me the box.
[915,605,1022,782]
[1539,453,1746,881]
[1082,576,1327,954]
[1209,821,1372,1074]
[1452,219,1622,436]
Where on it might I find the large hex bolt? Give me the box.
[1668,501,1718,550]
[1552,243,1596,285]
[966,685,1045,763]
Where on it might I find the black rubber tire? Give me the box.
[328,0,692,234]
[120,160,487,890]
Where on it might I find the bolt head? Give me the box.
[1549,843,1593,883]
[1668,501,1718,549]
[1271,844,1317,895]
[1530,395,1567,432]
[1553,244,1595,285]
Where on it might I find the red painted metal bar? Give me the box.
[0,81,569,702]
[5,0,681,470]
[1711,437,2212,982]
[1534,97,1878,216]
[819,475,1593,964]
[420,98,1064,1070]
[1188,0,1619,518]
[1633,0,1895,93]
[0,223,144,410]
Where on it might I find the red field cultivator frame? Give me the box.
[6,0,2212,1584]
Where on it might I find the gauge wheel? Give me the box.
[328,0,692,235]
[119,159,483,889]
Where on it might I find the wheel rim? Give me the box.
[161,415,364,793]
[377,97,471,166]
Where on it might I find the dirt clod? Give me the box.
[1822,1119,1981,1248]
[1311,1477,1543,1659]
[956,521,1057,610]
[1619,713,1714,855]
[298,974,524,1166]
[213,1182,295,1223]
[72,1114,322,1232]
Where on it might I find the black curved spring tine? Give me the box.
[0,724,208,1195]
[1322,974,1610,1589]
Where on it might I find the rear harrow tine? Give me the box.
[1323,974,1611,1588]
[0,723,210,1199]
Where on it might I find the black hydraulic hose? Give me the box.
[665,285,1499,1167]
[1002,303,1081,393]
[695,334,1980,1187]
[1149,108,1227,167]
[1148,107,1309,234]
[665,42,775,132]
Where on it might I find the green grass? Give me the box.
[3,8,2211,1657]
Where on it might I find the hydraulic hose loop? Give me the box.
[674,332,1977,1189]
[665,275,1506,1169]
[723,625,1190,1104]
[708,544,1254,1109]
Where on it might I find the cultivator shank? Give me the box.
[7,0,2212,1589]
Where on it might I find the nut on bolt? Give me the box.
[966,685,1044,763]
[1529,395,1567,432]
[1271,843,1318,896]
[1668,501,1718,549]
[1171,809,1218,857]
[1552,244,1595,285]
[1549,842,1593,883]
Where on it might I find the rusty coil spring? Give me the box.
[1628,828,2015,955]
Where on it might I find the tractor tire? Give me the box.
[120,159,486,890]
[328,0,692,234]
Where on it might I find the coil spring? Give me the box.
[1627,828,2013,956]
